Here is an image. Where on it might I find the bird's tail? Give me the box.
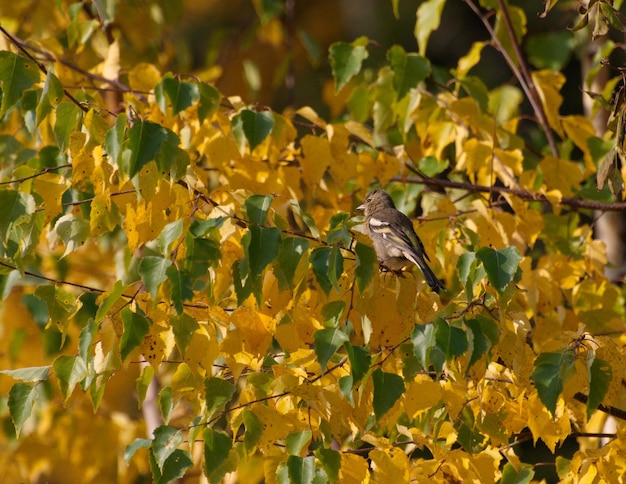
[415,257,445,292]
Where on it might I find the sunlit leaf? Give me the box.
[415,0,446,56]
[244,194,273,225]
[286,430,312,455]
[53,354,88,402]
[329,37,369,92]
[0,366,50,382]
[155,75,200,115]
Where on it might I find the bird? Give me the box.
[358,189,444,291]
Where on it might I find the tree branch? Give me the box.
[462,0,559,156]
[397,173,626,212]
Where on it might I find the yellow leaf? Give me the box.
[561,115,596,175]
[230,304,275,357]
[136,161,159,202]
[300,135,331,187]
[295,106,327,129]
[34,173,67,223]
[340,453,371,484]
[370,447,409,481]
[128,62,162,92]
[90,192,118,237]
[139,322,174,368]
[184,327,220,376]
[405,376,443,417]
[458,138,492,185]
[532,70,565,137]
[457,41,485,78]
[539,156,584,198]
[328,124,359,188]
[527,392,571,452]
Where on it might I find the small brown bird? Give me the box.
[358,189,444,291]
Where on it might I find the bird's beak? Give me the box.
[357,203,365,211]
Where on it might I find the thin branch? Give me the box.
[462,0,559,156]
[0,260,105,293]
[574,392,626,421]
[397,172,626,212]
[0,164,71,186]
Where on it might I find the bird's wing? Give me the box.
[369,209,430,262]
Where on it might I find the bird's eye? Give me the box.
[366,197,371,202]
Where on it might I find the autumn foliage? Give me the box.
[1,1,626,483]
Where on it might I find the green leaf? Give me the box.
[120,308,151,361]
[329,37,369,92]
[387,45,430,99]
[124,438,152,464]
[150,448,193,484]
[526,30,575,71]
[152,425,184,471]
[78,318,97,363]
[203,428,232,483]
[136,364,154,408]
[205,377,236,417]
[587,357,612,420]
[244,194,273,225]
[171,312,198,355]
[0,366,50,382]
[316,303,342,331]
[415,0,446,56]
[155,75,200,115]
[345,343,371,384]
[54,102,83,151]
[159,386,174,423]
[355,242,376,293]
[465,316,499,370]
[52,354,88,402]
[0,51,40,116]
[158,219,183,255]
[434,319,468,360]
[530,351,574,416]
[476,246,521,293]
[36,70,64,125]
[95,280,126,322]
[0,189,35,242]
[138,256,172,300]
[243,410,263,454]
[275,237,309,290]
[314,328,349,372]
[244,225,281,277]
[411,323,436,370]
[372,368,404,420]
[328,246,344,293]
[286,430,312,455]
[233,109,275,151]
[197,83,221,122]
[501,462,534,484]
[125,120,169,178]
[316,448,341,483]
[287,455,315,484]
[166,266,193,315]
[8,382,38,437]
[326,212,351,247]
[457,251,486,300]
[418,156,449,177]
[104,112,127,165]
[53,214,90,257]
